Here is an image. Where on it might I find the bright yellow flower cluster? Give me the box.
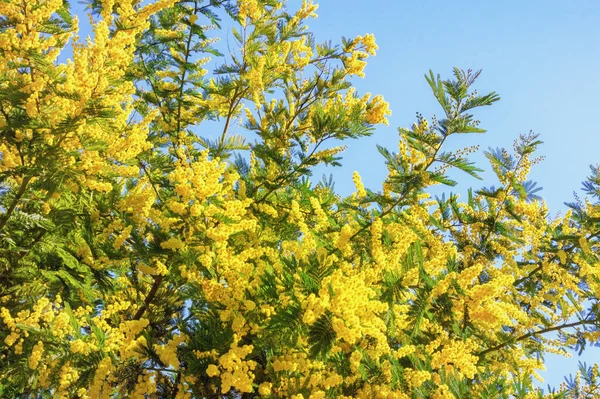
[1,0,597,397]
[238,0,262,25]
[343,34,378,77]
[29,341,44,370]
[404,368,431,389]
[364,94,392,125]
[215,340,256,393]
[352,171,367,199]
[430,339,479,379]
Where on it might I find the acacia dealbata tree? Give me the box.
[1,0,600,397]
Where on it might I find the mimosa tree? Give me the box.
[1,0,599,398]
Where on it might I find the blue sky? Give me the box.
[301,0,600,388]
[70,0,600,390]
[304,0,600,211]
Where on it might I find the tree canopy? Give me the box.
[1,0,600,398]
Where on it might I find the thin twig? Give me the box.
[0,176,32,232]
[477,319,596,358]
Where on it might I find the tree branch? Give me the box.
[477,319,596,358]
[0,175,32,232]
[133,275,163,320]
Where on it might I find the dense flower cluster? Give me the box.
[1,0,599,398]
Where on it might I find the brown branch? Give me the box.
[477,319,596,358]
[133,275,163,320]
[512,264,544,287]
[170,370,182,397]
[218,86,242,149]
[139,161,162,201]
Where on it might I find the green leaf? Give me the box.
[308,312,335,358]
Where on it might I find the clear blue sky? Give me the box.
[304,0,600,211]
[301,0,600,389]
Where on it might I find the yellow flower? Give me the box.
[29,341,44,370]
[161,237,186,250]
[258,382,272,396]
[352,171,367,199]
[557,249,567,264]
[207,364,220,377]
[365,94,392,125]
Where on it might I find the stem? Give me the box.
[254,137,327,205]
[0,176,32,232]
[218,86,241,149]
[171,370,182,397]
[219,22,251,151]
[140,161,162,201]
[249,66,326,199]
[477,319,596,358]
[133,275,163,320]
[146,367,178,374]
[175,1,198,138]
